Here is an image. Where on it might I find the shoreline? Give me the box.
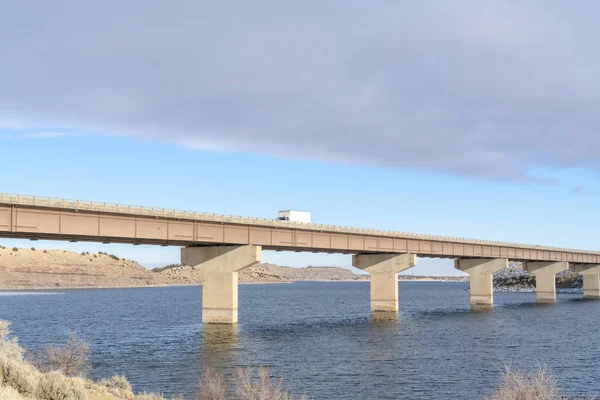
[494,287,583,294]
[0,277,467,291]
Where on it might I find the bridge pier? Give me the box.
[523,261,569,303]
[181,245,262,324]
[352,253,416,314]
[572,264,600,299]
[455,258,508,310]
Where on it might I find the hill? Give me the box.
[0,246,369,289]
[493,262,582,292]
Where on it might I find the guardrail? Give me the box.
[0,192,597,254]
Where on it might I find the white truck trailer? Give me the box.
[278,210,311,224]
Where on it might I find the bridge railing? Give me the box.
[0,192,597,254]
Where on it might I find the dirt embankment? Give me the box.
[0,246,464,290]
[0,247,367,289]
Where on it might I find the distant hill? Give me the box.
[493,262,582,291]
[0,246,465,289]
[0,247,366,289]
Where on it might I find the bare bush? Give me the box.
[236,367,304,400]
[30,334,91,378]
[197,368,226,400]
[135,393,167,400]
[490,365,562,400]
[99,375,132,392]
[197,367,304,400]
[0,321,24,361]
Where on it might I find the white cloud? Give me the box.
[21,132,67,139]
[1,1,599,180]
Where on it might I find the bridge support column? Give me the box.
[352,253,416,313]
[455,258,508,310]
[181,245,261,324]
[523,261,569,303]
[572,264,600,299]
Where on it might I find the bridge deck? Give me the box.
[0,193,598,263]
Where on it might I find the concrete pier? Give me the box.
[352,253,416,313]
[455,258,508,310]
[523,261,569,303]
[181,245,261,324]
[572,264,600,299]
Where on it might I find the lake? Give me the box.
[0,282,598,399]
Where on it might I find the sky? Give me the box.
[1,1,599,276]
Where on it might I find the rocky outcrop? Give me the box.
[493,262,582,292]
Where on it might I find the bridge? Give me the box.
[1,193,599,323]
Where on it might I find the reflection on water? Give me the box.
[0,292,63,296]
[370,310,400,324]
[0,282,598,399]
[200,324,239,368]
[471,304,494,312]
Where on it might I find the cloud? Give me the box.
[570,186,600,196]
[21,132,67,139]
[1,1,600,180]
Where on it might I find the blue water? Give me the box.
[0,282,598,399]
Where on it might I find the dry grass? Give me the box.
[0,385,30,400]
[36,372,86,400]
[95,375,134,399]
[0,329,87,400]
[197,367,304,400]
[236,368,304,400]
[197,369,226,400]
[490,365,595,400]
[0,322,23,361]
[134,394,167,400]
[0,318,303,400]
[29,334,91,378]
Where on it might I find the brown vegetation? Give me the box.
[197,367,305,400]
[29,334,91,378]
[0,319,303,400]
[490,365,595,400]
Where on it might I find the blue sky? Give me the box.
[1,133,599,276]
[1,2,600,275]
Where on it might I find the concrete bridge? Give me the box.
[1,193,599,323]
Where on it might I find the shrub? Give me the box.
[0,384,30,400]
[135,394,167,400]
[0,354,40,397]
[43,250,48,254]
[109,254,120,261]
[197,367,304,400]
[37,371,86,400]
[489,365,562,400]
[197,369,226,400]
[30,334,91,378]
[30,248,35,251]
[0,321,24,361]
[98,375,132,392]
[12,248,18,252]
[236,367,303,400]
[152,264,182,273]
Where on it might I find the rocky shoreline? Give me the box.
[493,262,583,293]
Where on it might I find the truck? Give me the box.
[277,210,311,224]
